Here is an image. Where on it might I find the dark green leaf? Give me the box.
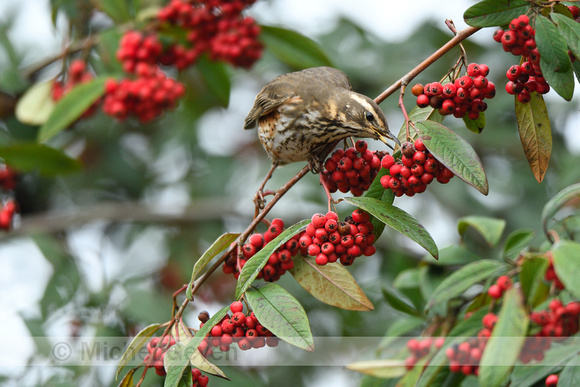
[397,105,444,144]
[290,256,373,311]
[552,13,580,60]
[558,354,580,387]
[98,0,132,23]
[164,306,229,387]
[542,183,580,237]
[415,120,488,195]
[520,256,550,309]
[457,216,506,247]
[382,287,422,317]
[260,25,333,69]
[479,288,529,387]
[246,283,314,351]
[551,240,580,299]
[235,219,310,299]
[535,14,574,100]
[426,260,507,310]
[463,0,529,27]
[377,316,425,350]
[573,60,580,83]
[115,324,161,380]
[38,77,107,142]
[345,196,438,259]
[515,92,552,183]
[186,233,240,300]
[197,56,231,106]
[462,111,486,133]
[503,229,535,260]
[0,143,81,176]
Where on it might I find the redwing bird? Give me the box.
[244,66,399,205]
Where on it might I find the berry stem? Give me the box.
[397,85,412,140]
[374,25,480,105]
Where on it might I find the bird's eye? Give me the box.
[365,112,374,122]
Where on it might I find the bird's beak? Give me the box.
[374,127,401,150]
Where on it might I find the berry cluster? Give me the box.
[102,70,185,123]
[321,140,385,197]
[487,275,512,299]
[158,0,262,68]
[493,15,550,102]
[299,210,376,266]
[413,63,495,120]
[544,252,565,290]
[404,337,444,370]
[145,335,177,376]
[198,301,278,356]
[379,138,454,197]
[116,31,164,74]
[52,59,99,118]
[445,312,496,376]
[222,219,299,282]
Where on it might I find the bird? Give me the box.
[244,66,399,209]
[244,66,399,167]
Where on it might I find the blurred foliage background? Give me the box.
[1,0,580,386]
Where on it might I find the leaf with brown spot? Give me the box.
[290,256,373,311]
[515,92,552,183]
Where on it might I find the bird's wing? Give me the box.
[243,81,296,129]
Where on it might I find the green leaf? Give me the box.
[551,240,580,299]
[552,13,580,61]
[98,0,132,23]
[289,256,373,311]
[381,287,422,317]
[345,196,438,259]
[462,111,486,134]
[169,320,228,380]
[0,143,81,176]
[558,354,580,387]
[520,256,550,309]
[503,229,535,260]
[38,77,107,142]
[235,219,310,299]
[479,288,529,387]
[364,167,395,239]
[542,183,580,237]
[346,359,407,379]
[396,105,444,144]
[115,324,161,380]
[510,344,578,386]
[463,0,529,27]
[246,283,314,351]
[377,316,425,350]
[15,80,56,125]
[415,120,488,195]
[197,56,231,106]
[426,260,507,310]
[515,92,552,183]
[164,306,229,387]
[186,233,240,300]
[535,14,574,100]
[424,245,480,266]
[573,60,580,83]
[457,216,506,247]
[260,25,333,69]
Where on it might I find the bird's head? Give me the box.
[338,92,400,148]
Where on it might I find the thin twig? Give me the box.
[374,26,481,105]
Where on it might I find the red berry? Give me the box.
[493,29,504,43]
[545,374,559,387]
[230,301,244,314]
[496,275,512,291]
[416,94,430,108]
[467,63,481,77]
[488,284,503,299]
